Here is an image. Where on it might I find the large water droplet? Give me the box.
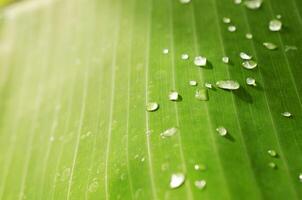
[244,0,263,10]
[281,111,292,118]
[194,56,207,67]
[269,19,282,32]
[169,91,180,101]
[195,89,208,101]
[263,42,278,50]
[216,80,240,90]
[228,25,237,32]
[161,127,178,138]
[246,77,256,86]
[240,52,252,60]
[194,180,207,190]
[268,149,277,157]
[242,60,258,69]
[189,80,198,86]
[216,126,227,136]
[146,102,159,112]
[170,173,185,189]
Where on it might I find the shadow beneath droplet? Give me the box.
[225,133,235,142]
[175,95,183,102]
[202,61,213,70]
[233,87,253,104]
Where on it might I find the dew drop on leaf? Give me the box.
[169,91,180,101]
[216,80,240,90]
[228,25,237,32]
[205,82,213,89]
[195,89,208,101]
[244,0,263,10]
[299,173,302,182]
[268,149,277,157]
[194,56,207,66]
[268,162,277,169]
[189,80,198,86]
[222,17,231,24]
[181,53,189,60]
[179,0,191,4]
[222,56,230,64]
[160,127,178,138]
[269,19,282,32]
[240,52,252,60]
[163,48,169,54]
[276,14,282,19]
[234,0,242,4]
[216,126,228,136]
[281,111,292,118]
[194,164,207,171]
[245,33,253,39]
[170,173,185,189]
[246,77,256,86]
[263,42,278,50]
[146,102,159,112]
[242,60,258,69]
[194,180,207,190]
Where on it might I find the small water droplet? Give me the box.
[245,33,253,39]
[269,19,282,32]
[161,127,178,138]
[222,17,231,24]
[50,136,55,142]
[146,102,159,112]
[268,149,277,157]
[194,180,207,190]
[179,0,191,4]
[228,25,237,32]
[246,77,256,86]
[181,54,189,60]
[141,157,145,162]
[222,56,230,64]
[169,91,180,101]
[189,80,198,86]
[216,126,227,136]
[216,80,240,90]
[195,89,208,101]
[234,0,242,4]
[163,48,169,54]
[268,162,277,169]
[244,0,263,10]
[276,14,282,19]
[242,60,258,69]
[240,52,252,60]
[263,42,278,50]
[170,173,185,189]
[205,82,213,89]
[194,56,207,66]
[299,173,302,182]
[194,164,207,171]
[281,111,292,118]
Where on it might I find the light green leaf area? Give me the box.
[0,0,302,199]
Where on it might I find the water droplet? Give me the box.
[181,54,189,60]
[276,14,282,19]
[246,33,253,39]
[146,102,159,112]
[194,164,207,171]
[244,0,263,10]
[269,19,282,32]
[268,149,277,157]
[285,45,298,52]
[234,0,242,4]
[194,180,207,190]
[246,77,256,86]
[179,0,191,4]
[195,89,208,101]
[163,48,169,54]
[50,136,55,142]
[169,91,180,101]
[189,80,198,86]
[170,173,185,189]
[228,25,237,32]
[222,17,231,24]
[281,111,292,118]
[194,56,207,67]
[141,157,145,162]
[216,80,240,90]
[240,52,252,60]
[299,173,302,182]
[268,162,277,169]
[205,82,213,89]
[216,126,227,136]
[222,56,230,64]
[161,127,178,138]
[263,42,278,50]
[242,60,258,69]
